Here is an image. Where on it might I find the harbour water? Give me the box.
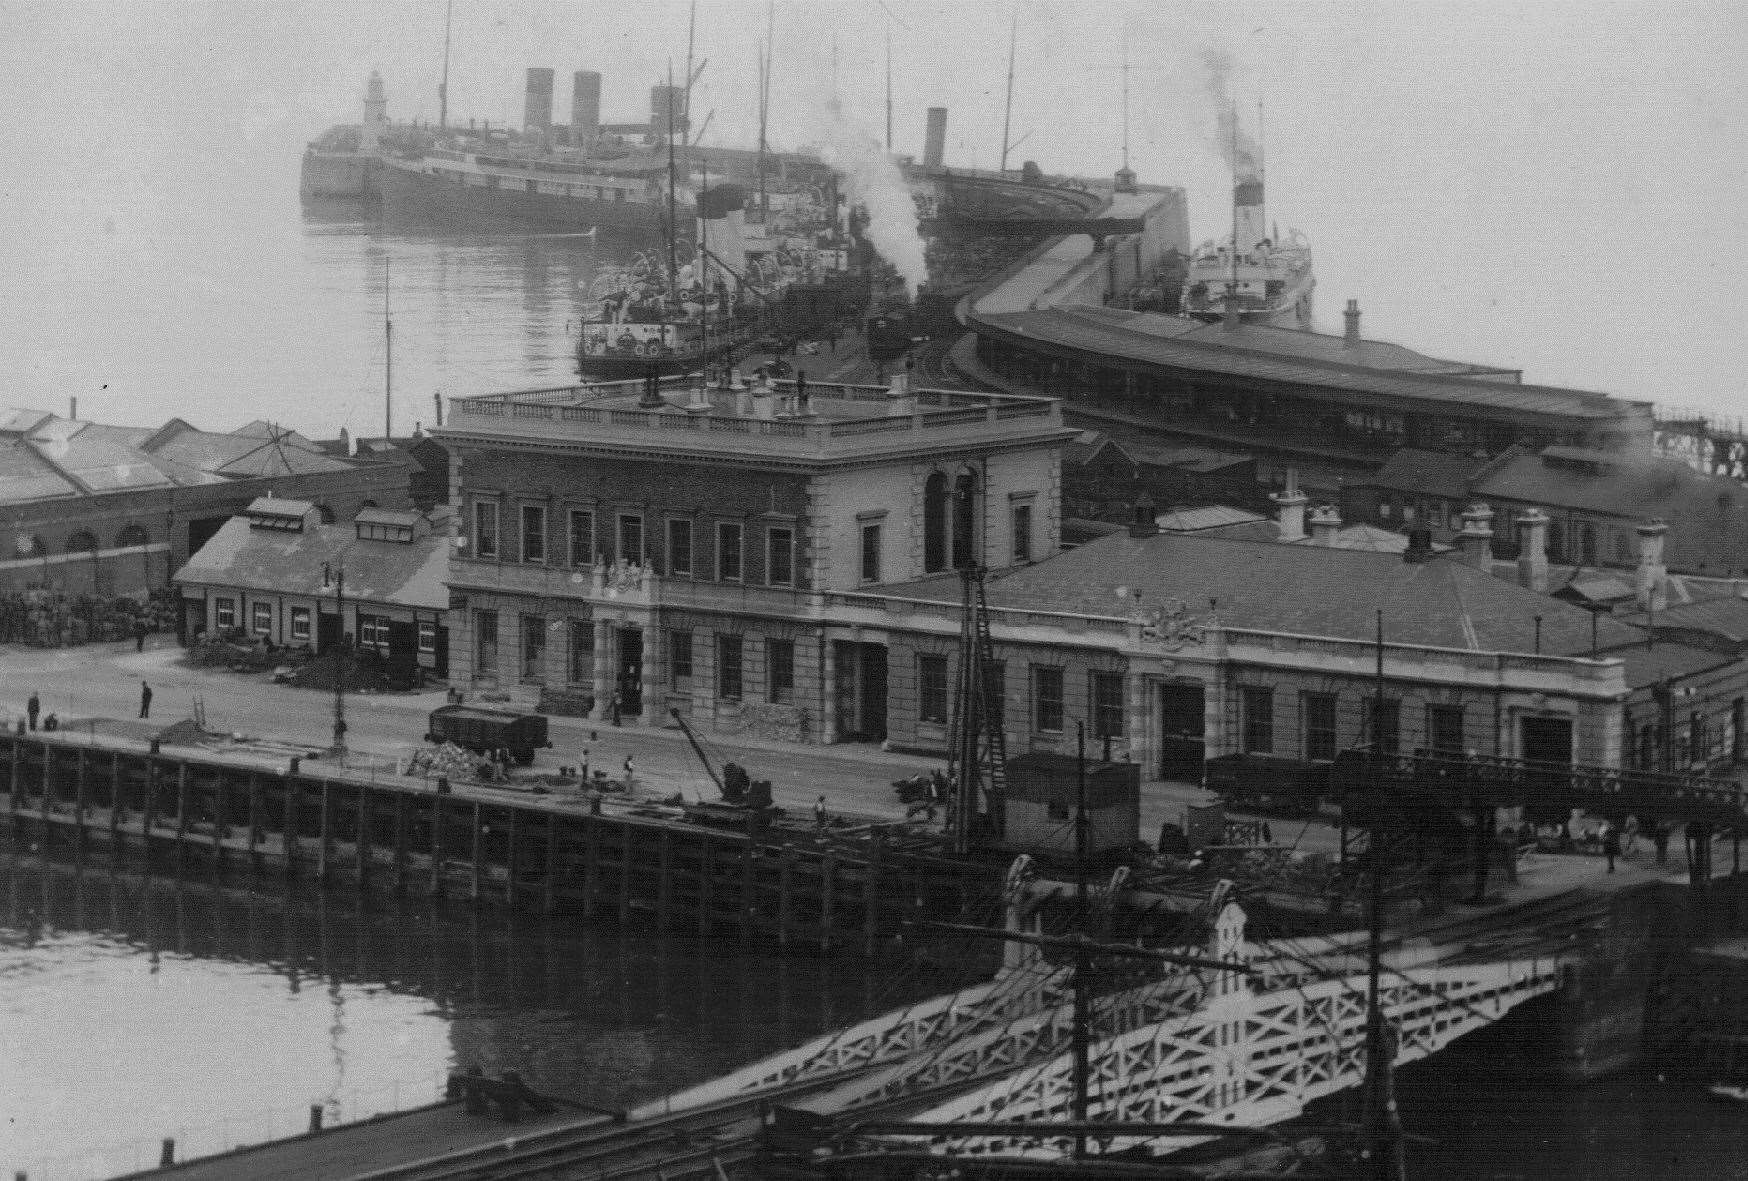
[4,851,1746,1180]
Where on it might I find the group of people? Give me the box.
[21,681,151,733]
[1530,810,1673,873]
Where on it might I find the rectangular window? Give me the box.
[1012,502,1033,563]
[1034,666,1065,733]
[359,613,391,650]
[670,629,693,685]
[289,606,311,642]
[860,523,882,583]
[767,527,794,586]
[919,653,950,724]
[473,501,498,558]
[521,614,546,679]
[1242,687,1274,754]
[1091,670,1124,739]
[475,609,499,673]
[717,634,743,700]
[617,513,643,563]
[767,638,795,704]
[667,519,692,576]
[569,509,595,566]
[1428,704,1465,755]
[520,504,546,563]
[1364,696,1401,755]
[215,597,236,629]
[418,619,436,654]
[717,522,743,581]
[1303,691,1338,761]
[567,620,592,683]
[251,602,272,635]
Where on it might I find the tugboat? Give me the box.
[1180,117,1315,329]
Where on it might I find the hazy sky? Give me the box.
[3,1,1747,418]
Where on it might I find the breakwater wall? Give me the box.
[0,734,997,955]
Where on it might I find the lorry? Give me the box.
[425,706,553,765]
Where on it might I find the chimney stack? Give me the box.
[1515,508,1550,593]
[1343,299,1361,347]
[1455,503,1495,569]
[1271,470,1308,542]
[1636,518,1669,612]
[1128,491,1158,538]
[1307,504,1342,546]
[923,107,948,168]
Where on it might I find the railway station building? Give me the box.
[433,376,1747,788]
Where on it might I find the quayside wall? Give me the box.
[0,734,997,955]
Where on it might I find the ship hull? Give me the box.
[378,161,688,241]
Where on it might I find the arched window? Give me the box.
[951,470,979,570]
[923,472,948,574]
[116,524,148,549]
[66,530,98,554]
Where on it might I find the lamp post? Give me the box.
[323,562,347,756]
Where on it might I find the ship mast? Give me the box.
[998,13,1017,174]
[666,62,679,298]
[1120,41,1130,174]
[884,20,892,153]
[438,0,453,131]
[1227,102,1239,321]
[383,257,393,440]
[757,1,774,224]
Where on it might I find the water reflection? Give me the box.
[0,855,984,1175]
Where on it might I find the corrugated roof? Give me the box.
[1156,506,1268,533]
[174,516,449,609]
[887,531,1644,656]
[974,305,1646,422]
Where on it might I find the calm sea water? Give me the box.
[5,849,1745,1181]
[0,856,978,1179]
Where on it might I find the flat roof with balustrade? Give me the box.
[435,377,1075,468]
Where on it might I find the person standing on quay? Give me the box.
[26,692,39,731]
[1602,820,1620,873]
[138,680,152,720]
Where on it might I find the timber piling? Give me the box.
[0,733,992,954]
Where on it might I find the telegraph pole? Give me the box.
[325,562,348,756]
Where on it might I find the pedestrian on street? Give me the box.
[610,690,622,727]
[1652,820,1671,865]
[135,621,147,653]
[580,747,591,783]
[26,693,39,732]
[1622,814,1640,857]
[622,754,636,793]
[815,795,828,831]
[138,680,152,720]
[1602,821,1620,873]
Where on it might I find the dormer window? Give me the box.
[244,496,314,532]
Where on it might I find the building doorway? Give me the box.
[833,641,888,742]
[617,627,643,714]
[1159,684,1206,782]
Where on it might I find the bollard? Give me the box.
[309,1103,324,1133]
[159,1138,175,1167]
[149,738,161,755]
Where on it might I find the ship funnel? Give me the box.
[525,68,555,133]
[1233,176,1265,253]
[923,107,948,168]
[571,71,601,147]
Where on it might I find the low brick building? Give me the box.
[0,409,412,597]
[175,499,451,678]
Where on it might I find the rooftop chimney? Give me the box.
[1128,491,1158,538]
[1455,503,1495,569]
[636,368,664,409]
[1343,299,1361,347]
[1307,504,1342,546]
[1636,518,1669,612]
[1271,470,1308,542]
[1515,507,1550,592]
[570,71,601,147]
[886,369,915,417]
[923,107,948,168]
[1403,525,1434,564]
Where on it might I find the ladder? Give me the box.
[947,565,1006,854]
